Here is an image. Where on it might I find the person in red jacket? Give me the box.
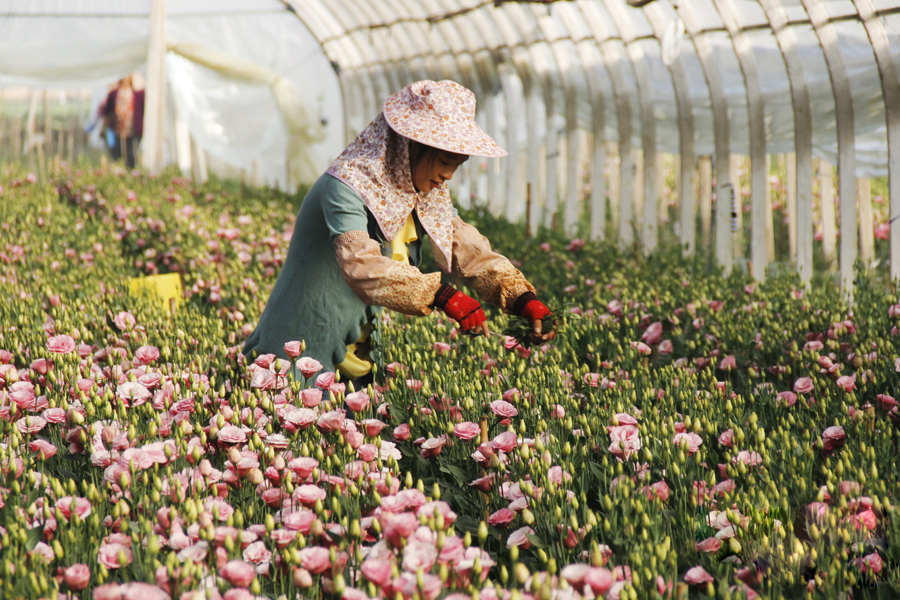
[102,75,145,168]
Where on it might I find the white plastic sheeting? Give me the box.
[0,0,344,187]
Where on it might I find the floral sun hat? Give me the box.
[327,80,505,268]
[383,80,507,158]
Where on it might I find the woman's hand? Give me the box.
[513,292,556,345]
[433,284,489,337]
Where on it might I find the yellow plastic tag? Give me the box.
[128,273,183,314]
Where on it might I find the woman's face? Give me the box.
[410,144,468,194]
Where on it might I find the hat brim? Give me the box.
[383,110,508,159]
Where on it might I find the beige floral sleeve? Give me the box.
[431,216,534,313]
[334,231,442,316]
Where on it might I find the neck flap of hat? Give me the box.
[326,113,455,268]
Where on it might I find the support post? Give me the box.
[142,0,167,172]
[819,159,837,268]
[858,178,874,265]
[699,156,712,249]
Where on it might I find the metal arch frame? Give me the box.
[669,0,734,273]
[580,2,637,249]
[533,5,589,236]
[641,3,696,256]
[600,0,661,253]
[714,0,769,281]
[800,0,857,293]
[758,0,815,284]
[852,0,900,283]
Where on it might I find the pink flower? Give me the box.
[583,373,601,387]
[433,342,451,355]
[642,322,663,345]
[454,421,481,440]
[220,560,256,587]
[585,568,615,595]
[56,496,92,519]
[315,372,336,389]
[658,339,673,354]
[487,508,516,527]
[836,375,855,391]
[506,526,534,549]
[420,436,445,458]
[695,538,722,553]
[777,391,797,407]
[645,480,670,502]
[672,432,703,454]
[345,391,370,412]
[316,410,345,433]
[243,541,272,565]
[491,431,518,452]
[300,388,322,408]
[29,439,57,459]
[98,543,133,569]
[296,357,322,378]
[361,559,393,587]
[718,429,734,447]
[405,379,423,392]
[113,311,136,331]
[64,564,90,590]
[489,400,518,418]
[287,457,319,479]
[793,377,814,394]
[684,566,714,585]
[393,424,411,441]
[732,450,763,466]
[16,416,47,434]
[284,408,317,430]
[218,426,247,445]
[718,355,737,370]
[608,425,641,460]
[294,485,327,507]
[250,369,276,390]
[822,425,846,451]
[117,382,151,406]
[631,341,652,356]
[284,341,303,358]
[133,345,160,365]
[383,513,418,546]
[47,334,76,354]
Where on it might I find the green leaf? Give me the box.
[524,533,547,549]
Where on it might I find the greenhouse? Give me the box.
[1,0,900,598]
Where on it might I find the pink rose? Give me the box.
[506,526,534,549]
[584,373,601,387]
[242,541,272,565]
[296,357,322,378]
[360,419,387,437]
[684,566,714,585]
[454,421,481,440]
[284,408,317,430]
[220,560,255,587]
[777,391,797,407]
[217,426,247,445]
[658,339,673,354]
[718,355,737,370]
[284,341,303,358]
[345,391,370,413]
[793,377,814,394]
[16,416,47,434]
[732,450,763,466]
[645,480,670,502]
[383,512,418,546]
[695,538,722,553]
[47,334,76,354]
[434,342,451,355]
[405,379,423,392]
[358,444,378,462]
[56,496,92,519]
[64,563,90,590]
[489,400,518,418]
[98,543,133,569]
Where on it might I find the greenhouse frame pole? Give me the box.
[759,0,815,284]
[602,0,659,254]
[800,0,857,294]
[670,0,734,274]
[852,0,900,283]
[714,0,769,281]
[642,5,697,256]
[142,0,166,173]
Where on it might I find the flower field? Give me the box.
[1,164,899,600]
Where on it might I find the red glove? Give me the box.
[433,284,486,332]
[513,292,551,322]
